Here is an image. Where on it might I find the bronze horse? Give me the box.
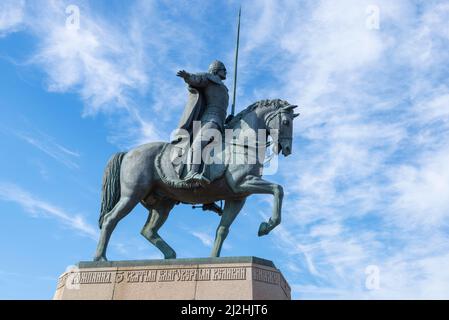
[94,99,298,261]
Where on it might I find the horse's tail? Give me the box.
[99,152,127,229]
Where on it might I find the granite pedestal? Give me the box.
[53,256,291,300]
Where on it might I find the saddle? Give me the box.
[155,142,227,189]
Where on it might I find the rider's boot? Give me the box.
[183,163,211,185]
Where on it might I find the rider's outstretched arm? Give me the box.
[177,70,209,88]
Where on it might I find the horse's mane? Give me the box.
[227,99,291,127]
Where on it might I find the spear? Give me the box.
[231,7,241,117]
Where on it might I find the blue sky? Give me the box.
[1,0,449,299]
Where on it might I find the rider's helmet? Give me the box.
[208,60,226,74]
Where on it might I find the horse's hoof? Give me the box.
[93,256,108,262]
[258,222,270,237]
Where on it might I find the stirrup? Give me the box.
[202,203,223,216]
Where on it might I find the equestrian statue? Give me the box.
[93,11,299,261]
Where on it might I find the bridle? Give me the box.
[265,109,293,142]
[225,106,295,164]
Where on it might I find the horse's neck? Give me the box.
[231,109,268,144]
[235,110,267,132]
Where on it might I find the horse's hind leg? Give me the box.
[94,196,140,261]
[211,198,246,257]
[141,200,176,259]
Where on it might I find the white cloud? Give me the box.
[0,0,231,146]
[0,0,25,37]
[0,182,97,240]
[32,8,148,114]
[111,240,162,260]
[309,223,342,237]
[239,0,449,298]
[0,0,184,145]
[390,145,449,229]
[2,0,449,299]
[191,231,214,247]
[373,253,449,299]
[13,129,80,170]
[190,230,232,250]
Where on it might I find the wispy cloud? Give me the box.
[191,231,214,247]
[0,182,97,240]
[0,269,56,282]
[0,0,25,37]
[2,0,449,299]
[20,1,148,115]
[111,240,162,260]
[242,0,449,298]
[0,0,227,146]
[0,1,161,145]
[389,145,449,229]
[190,230,232,250]
[13,129,80,170]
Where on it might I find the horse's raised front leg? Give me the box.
[211,199,246,257]
[234,175,283,236]
[141,200,176,259]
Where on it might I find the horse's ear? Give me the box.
[284,105,298,111]
[293,113,300,118]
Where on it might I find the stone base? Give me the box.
[54,256,291,300]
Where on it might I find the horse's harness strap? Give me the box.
[265,110,293,141]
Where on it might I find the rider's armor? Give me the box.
[183,72,229,131]
[178,61,229,186]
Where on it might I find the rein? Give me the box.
[226,140,275,164]
[224,108,292,165]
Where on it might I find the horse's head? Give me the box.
[227,99,299,156]
[265,102,299,156]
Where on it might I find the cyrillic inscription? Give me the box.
[158,268,211,282]
[212,267,246,281]
[115,270,157,283]
[253,268,280,285]
[59,266,249,286]
[72,272,112,284]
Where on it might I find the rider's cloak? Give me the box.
[176,85,204,138]
[174,73,224,142]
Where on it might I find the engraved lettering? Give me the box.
[72,272,112,284]
[213,267,246,280]
[116,271,124,283]
[158,268,212,282]
[253,268,280,285]
[126,270,157,283]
